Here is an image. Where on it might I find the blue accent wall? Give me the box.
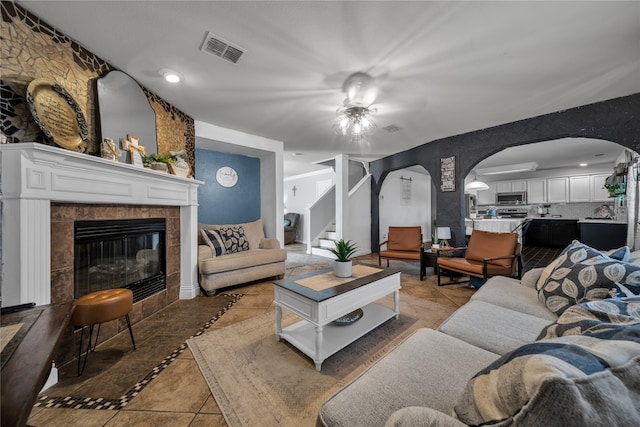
[196,148,261,224]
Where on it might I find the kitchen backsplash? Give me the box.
[480,202,625,220]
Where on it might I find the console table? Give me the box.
[1,301,74,427]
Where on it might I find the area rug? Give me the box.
[187,293,456,427]
[285,251,333,269]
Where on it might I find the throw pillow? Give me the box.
[535,240,582,291]
[603,245,631,262]
[609,281,640,298]
[537,242,640,316]
[284,219,291,227]
[218,226,250,254]
[454,328,640,426]
[200,228,225,257]
[537,296,640,340]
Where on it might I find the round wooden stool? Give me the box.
[72,288,136,375]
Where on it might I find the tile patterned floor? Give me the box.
[27,244,554,426]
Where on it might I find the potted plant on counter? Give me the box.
[329,239,358,278]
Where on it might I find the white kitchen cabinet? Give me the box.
[547,177,569,202]
[511,180,527,192]
[527,179,547,203]
[478,182,497,205]
[591,173,611,202]
[495,180,526,193]
[569,176,591,202]
[495,181,511,193]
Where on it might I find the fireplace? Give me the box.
[0,143,203,308]
[74,218,166,303]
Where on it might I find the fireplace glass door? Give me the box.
[74,218,166,302]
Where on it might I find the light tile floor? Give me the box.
[27,246,481,426]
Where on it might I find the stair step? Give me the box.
[318,238,336,249]
[311,246,336,259]
[325,231,338,240]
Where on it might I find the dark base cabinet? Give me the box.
[523,219,579,247]
[579,222,627,251]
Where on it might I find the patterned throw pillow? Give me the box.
[454,328,640,426]
[537,242,640,315]
[200,229,225,257]
[535,242,630,291]
[218,226,250,254]
[537,296,640,340]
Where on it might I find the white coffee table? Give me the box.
[273,264,401,371]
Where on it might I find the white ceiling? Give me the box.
[18,1,640,178]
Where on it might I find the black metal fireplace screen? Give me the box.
[74,218,166,303]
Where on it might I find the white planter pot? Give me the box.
[334,260,352,278]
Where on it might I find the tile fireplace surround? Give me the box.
[0,143,203,308]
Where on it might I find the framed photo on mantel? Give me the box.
[440,156,456,192]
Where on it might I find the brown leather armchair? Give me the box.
[379,226,424,271]
[436,229,521,286]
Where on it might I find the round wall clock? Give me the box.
[216,166,238,187]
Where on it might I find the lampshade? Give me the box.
[437,227,451,240]
[465,178,490,191]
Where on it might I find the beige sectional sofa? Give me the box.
[319,241,640,426]
[198,219,286,295]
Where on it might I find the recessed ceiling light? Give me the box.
[292,152,303,156]
[159,68,183,83]
[579,163,588,167]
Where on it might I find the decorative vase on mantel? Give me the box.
[334,260,352,278]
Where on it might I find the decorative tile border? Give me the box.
[35,293,243,411]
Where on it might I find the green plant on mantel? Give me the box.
[329,239,358,262]
[142,153,173,168]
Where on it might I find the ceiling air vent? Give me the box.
[200,31,245,64]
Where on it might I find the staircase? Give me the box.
[311,227,338,259]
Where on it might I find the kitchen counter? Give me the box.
[578,218,627,224]
[465,218,525,241]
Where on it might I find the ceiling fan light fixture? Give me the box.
[332,105,376,142]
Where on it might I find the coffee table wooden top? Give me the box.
[274,263,402,302]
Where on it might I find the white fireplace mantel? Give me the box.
[0,143,204,306]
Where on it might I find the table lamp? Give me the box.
[437,227,452,247]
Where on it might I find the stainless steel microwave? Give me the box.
[496,192,527,205]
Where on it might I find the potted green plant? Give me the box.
[432,231,439,249]
[142,153,173,173]
[329,239,358,277]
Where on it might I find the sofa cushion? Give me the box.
[454,327,640,426]
[537,296,640,340]
[319,328,499,427]
[199,248,286,275]
[471,276,558,321]
[218,226,250,254]
[200,228,226,257]
[537,242,640,316]
[437,301,552,355]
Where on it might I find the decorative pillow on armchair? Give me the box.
[218,226,250,254]
[454,327,640,426]
[537,242,640,315]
